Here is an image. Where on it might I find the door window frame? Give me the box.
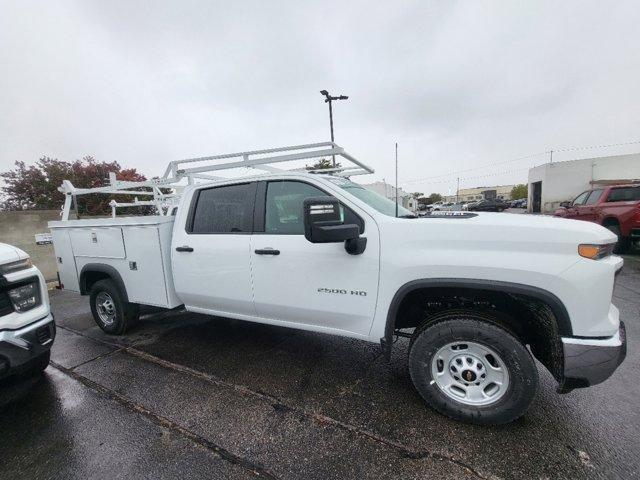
[253,179,365,235]
[185,181,258,235]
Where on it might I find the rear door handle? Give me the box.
[175,246,194,252]
[254,249,280,255]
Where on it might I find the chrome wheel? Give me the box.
[96,292,116,326]
[431,341,509,406]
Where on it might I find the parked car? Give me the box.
[466,199,508,212]
[49,143,626,425]
[554,184,640,252]
[0,243,55,381]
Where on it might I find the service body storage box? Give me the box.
[48,216,181,309]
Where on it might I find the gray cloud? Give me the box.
[1,0,639,194]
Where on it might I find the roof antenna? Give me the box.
[395,142,399,218]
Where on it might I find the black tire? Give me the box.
[605,224,629,254]
[408,312,538,425]
[23,350,50,377]
[89,279,139,335]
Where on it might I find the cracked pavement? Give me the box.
[1,256,638,479]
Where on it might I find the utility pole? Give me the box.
[320,90,349,166]
[456,177,460,204]
[550,150,554,164]
[395,142,399,218]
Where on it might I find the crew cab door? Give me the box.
[250,180,380,336]
[171,182,257,317]
[564,190,590,219]
[577,189,604,222]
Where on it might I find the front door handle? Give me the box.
[254,249,280,255]
[176,246,194,252]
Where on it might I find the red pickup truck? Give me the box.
[554,184,640,252]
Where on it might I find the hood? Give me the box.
[384,212,617,253]
[0,243,28,265]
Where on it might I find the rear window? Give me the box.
[190,183,255,233]
[606,186,640,202]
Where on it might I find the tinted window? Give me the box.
[191,183,255,233]
[264,180,363,235]
[606,186,640,202]
[585,189,603,205]
[572,191,590,206]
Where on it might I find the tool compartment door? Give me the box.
[121,226,169,307]
[68,227,126,259]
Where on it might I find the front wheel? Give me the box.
[408,314,538,425]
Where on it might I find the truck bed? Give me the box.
[48,215,182,309]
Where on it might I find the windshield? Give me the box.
[326,177,415,217]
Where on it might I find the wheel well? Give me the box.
[82,271,111,294]
[602,217,619,227]
[79,264,129,302]
[387,285,565,381]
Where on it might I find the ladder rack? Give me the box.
[57,142,374,221]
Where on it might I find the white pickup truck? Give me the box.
[0,243,55,380]
[48,143,626,425]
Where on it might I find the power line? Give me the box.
[554,139,640,153]
[401,151,548,184]
[400,139,640,186]
[402,167,530,186]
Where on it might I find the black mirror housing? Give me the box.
[303,196,362,247]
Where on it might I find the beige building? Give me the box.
[443,185,515,203]
[360,181,418,212]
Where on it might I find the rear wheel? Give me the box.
[408,313,538,425]
[605,223,629,254]
[90,279,139,335]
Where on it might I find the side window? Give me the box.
[572,191,590,206]
[190,183,255,234]
[264,180,363,235]
[606,186,640,202]
[584,189,603,205]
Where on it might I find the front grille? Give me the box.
[35,325,52,344]
[0,291,12,317]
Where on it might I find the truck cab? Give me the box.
[0,243,55,381]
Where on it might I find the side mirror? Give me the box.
[559,201,571,208]
[303,197,366,255]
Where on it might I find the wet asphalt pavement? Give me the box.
[1,257,638,480]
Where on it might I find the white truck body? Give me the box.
[47,142,627,424]
[49,216,181,309]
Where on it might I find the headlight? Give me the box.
[0,257,32,274]
[578,243,615,260]
[7,281,41,312]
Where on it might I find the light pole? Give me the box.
[320,90,348,166]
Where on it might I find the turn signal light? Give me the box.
[578,244,615,260]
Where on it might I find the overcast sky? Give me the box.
[1,0,639,195]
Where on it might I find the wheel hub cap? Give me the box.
[431,341,510,406]
[96,292,116,326]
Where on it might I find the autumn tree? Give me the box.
[306,158,341,170]
[1,156,147,215]
[510,184,528,200]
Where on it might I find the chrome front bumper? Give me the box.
[0,314,56,378]
[560,321,627,390]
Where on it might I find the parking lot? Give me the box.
[0,255,637,480]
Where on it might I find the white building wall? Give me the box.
[527,153,640,213]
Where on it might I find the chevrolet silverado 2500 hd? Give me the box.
[48,143,626,425]
[0,243,55,380]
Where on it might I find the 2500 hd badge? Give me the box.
[317,288,367,296]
